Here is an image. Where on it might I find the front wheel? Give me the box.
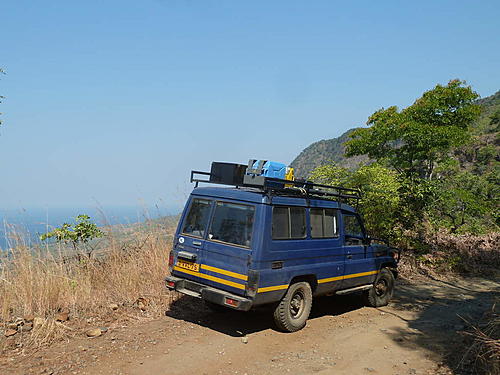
[363,268,395,307]
[273,282,312,332]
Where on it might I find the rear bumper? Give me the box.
[165,275,253,311]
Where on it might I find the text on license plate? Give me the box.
[177,259,200,272]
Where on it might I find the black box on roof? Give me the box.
[210,162,247,186]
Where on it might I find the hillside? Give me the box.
[290,129,369,178]
[474,90,500,134]
[291,90,500,178]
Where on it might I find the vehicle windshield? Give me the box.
[208,202,255,248]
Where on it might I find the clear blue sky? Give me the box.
[1,0,499,210]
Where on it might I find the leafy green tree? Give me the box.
[430,171,498,234]
[310,163,404,243]
[40,215,104,254]
[490,109,500,132]
[346,80,481,180]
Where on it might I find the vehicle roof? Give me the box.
[191,186,357,212]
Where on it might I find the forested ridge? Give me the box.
[291,88,499,179]
[293,81,499,273]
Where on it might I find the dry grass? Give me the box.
[398,228,500,278]
[0,226,174,349]
[460,305,500,375]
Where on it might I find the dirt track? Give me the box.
[2,275,499,375]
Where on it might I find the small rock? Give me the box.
[55,311,69,322]
[24,314,35,323]
[241,336,248,344]
[14,317,24,325]
[108,303,119,311]
[364,368,375,373]
[4,328,17,337]
[86,328,103,338]
[22,324,33,332]
[136,297,148,311]
[7,322,18,330]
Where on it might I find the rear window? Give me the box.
[181,198,212,238]
[310,208,338,238]
[272,206,306,240]
[208,202,255,248]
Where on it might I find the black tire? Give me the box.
[273,282,313,332]
[363,268,395,307]
[204,300,228,313]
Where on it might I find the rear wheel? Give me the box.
[273,282,312,332]
[363,268,395,307]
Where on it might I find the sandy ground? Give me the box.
[1,274,499,375]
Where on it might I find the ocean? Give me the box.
[0,205,181,250]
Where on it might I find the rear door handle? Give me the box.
[192,240,202,246]
[178,251,197,261]
[346,255,353,259]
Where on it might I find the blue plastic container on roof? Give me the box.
[251,160,287,179]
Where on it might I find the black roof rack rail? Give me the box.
[190,170,361,203]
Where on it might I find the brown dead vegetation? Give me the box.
[0,227,175,350]
[460,305,499,375]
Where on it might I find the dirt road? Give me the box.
[2,275,499,375]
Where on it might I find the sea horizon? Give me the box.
[0,204,181,250]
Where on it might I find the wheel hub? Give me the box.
[375,279,388,296]
[289,291,305,318]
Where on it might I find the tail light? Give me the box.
[166,280,175,288]
[224,297,240,307]
[245,270,259,298]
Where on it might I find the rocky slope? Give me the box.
[291,90,500,179]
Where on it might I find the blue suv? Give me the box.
[166,162,400,332]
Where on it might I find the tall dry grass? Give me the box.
[0,225,174,339]
[460,305,499,375]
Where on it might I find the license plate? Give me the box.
[177,259,200,272]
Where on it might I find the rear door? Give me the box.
[173,197,213,275]
[202,200,256,296]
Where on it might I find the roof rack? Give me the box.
[190,170,361,203]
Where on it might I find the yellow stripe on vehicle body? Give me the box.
[317,275,344,284]
[318,270,378,284]
[342,270,379,280]
[257,284,289,293]
[200,264,248,281]
[173,266,246,290]
[258,270,380,293]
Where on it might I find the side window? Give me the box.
[181,198,212,238]
[208,202,255,248]
[311,208,338,238]
[272,206,306,240]
[343,214,364,238]
[310,209,323,238]
[290,207,306,238]
[272,207,289,239]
